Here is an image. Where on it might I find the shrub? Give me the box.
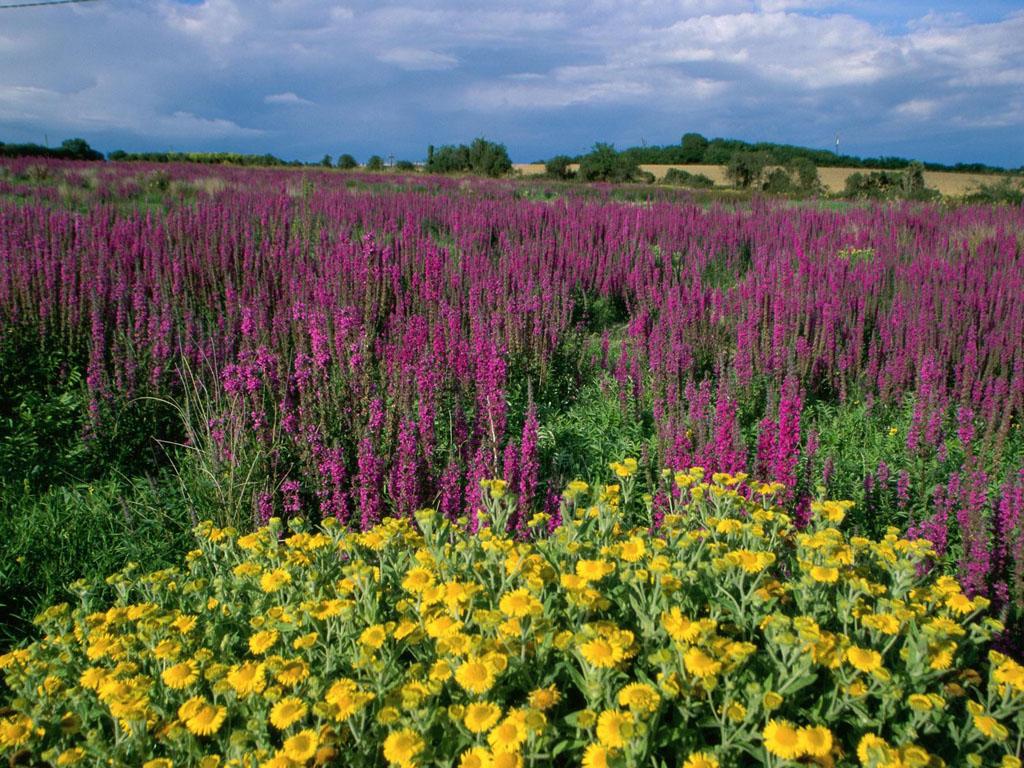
[726,151,771,189]
[578,143,640,183]
[762,168,796,195]
[2,469,1020,767]
[963,177,1024,206]
[662,168,714,188]
[366,155,384,171]
[843,162,940,201]
[337,154,358,170]
[427,139,512,178]
[544,155,575,180]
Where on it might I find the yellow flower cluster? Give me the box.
[1,466,1021,768]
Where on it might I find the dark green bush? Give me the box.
[662,168,714,188]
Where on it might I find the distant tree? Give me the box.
[108,149,128,161]
[577,143,639,183]
[679,133,709,163]
[725,151,770,189]
[467,137,512,177]
[761,168,796,194]
[366,155,384,171]
[787,157,820,193]
[395,160,416,171]
[900,161,926,196]
[842,163,938,201]
[427,144,469,174]
[545,154,575,180]
[59,138,103,161]
[320,154,333,168]
[337,153,357,170]
[425,138,510,177]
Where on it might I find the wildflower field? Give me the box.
[1,159,1024,766]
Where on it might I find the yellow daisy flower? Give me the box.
[161,659,199,690]
[282,729,319,762]
[269,696,308,730]
[382,728,425,768]
[464,702,502,734]
[763,719,802,760]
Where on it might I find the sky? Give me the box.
[1,0,1022,166]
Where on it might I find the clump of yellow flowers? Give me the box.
[2,465,1023,767]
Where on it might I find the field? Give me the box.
[2,158,1024,766]
[514,163,1016,196]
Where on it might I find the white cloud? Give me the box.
[163,0,247,48]
[264,92,314,106]
[377,47,458,71]
[893,98,941,119]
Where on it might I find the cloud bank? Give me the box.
[0,0,1021,165]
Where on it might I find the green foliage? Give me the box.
[842,162,939,201]
[0,137,102,161]
[539,377,654,488]
[544,154,575,180]
[598,135,1007,173]
[108,151,301,167]
[366,155,385,171]
[320,154,333,168]
[0,476,193,647]
[726,151,771,189]
[336,153,358,170]
[426,138,512,177]
[661,168,714,188]
[963,177,1024,205]
[578,143,640,183]
[680,132,710,163]
[762,168,797,194]
[788,157,821,193]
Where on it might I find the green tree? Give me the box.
[467,137,512,177]
[577,143,639,183]
[545,155,575,180]
[59,138,103,161]
[427,144,470,174]
[337,154,357,170]
[787,157,820,193]
[762,168,795,194]
[320,154,333,168]
[725,151,770,189]
[366,155,384,171]
[679,133,709,163]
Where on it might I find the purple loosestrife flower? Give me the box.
[897,470,911,510]
[712,380,745,475]
[281,480,301,518]
[390,417,420,519]
[770,376,802,502]
[357,436,383,530]
[438,457,462,523]
[957,406,976,449]
[518,401,540,524]
[957,466,991,598]
[257,492,275,527]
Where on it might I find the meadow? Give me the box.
[1,158,1023,766]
